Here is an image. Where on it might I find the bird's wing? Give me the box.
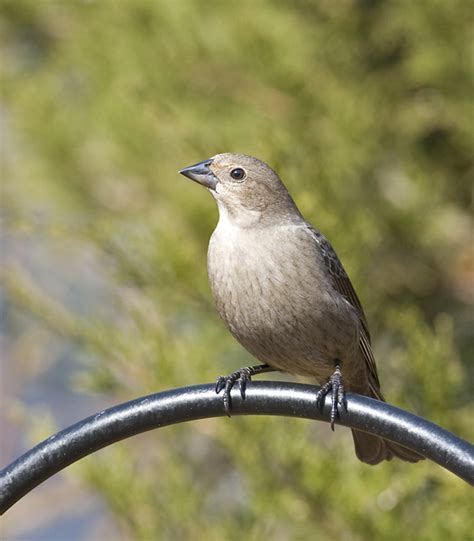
[307,226,381,392]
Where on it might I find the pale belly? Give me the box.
[207,225,361,381]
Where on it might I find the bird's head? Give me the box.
[179,153,301,226]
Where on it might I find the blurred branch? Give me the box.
[1,264,84,340]
[1,381,473,514]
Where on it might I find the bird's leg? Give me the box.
[215,364,275,416]
[315,363,346,431]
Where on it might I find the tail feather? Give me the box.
[351,429,423,465]
[351,383,424,465]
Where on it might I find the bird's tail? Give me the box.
[351,429,423,465]
[351,384,424,465]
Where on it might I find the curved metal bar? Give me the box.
[1,382,473,514]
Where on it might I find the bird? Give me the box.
[179,153,423,465]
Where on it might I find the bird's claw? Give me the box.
[315,364,346,430]
[215,367,253,416]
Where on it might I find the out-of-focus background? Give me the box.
[1,1,473,539]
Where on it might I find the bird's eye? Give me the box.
[230,168,246,181]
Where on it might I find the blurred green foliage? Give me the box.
[1,0,473,539]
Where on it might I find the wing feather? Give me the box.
[307,226,381,390]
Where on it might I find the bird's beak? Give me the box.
[179,159,217,191]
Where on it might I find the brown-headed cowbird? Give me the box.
[179,153,423,465]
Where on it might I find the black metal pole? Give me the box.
[1,382,473,515]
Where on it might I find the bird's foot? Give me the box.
[315,364,346,431]
[215,364,273,416]
[215,367,254,416]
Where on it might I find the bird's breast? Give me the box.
[207,223,359,375]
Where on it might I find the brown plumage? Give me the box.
[179,153,423,465]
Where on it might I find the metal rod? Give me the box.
[1,382,473,514]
